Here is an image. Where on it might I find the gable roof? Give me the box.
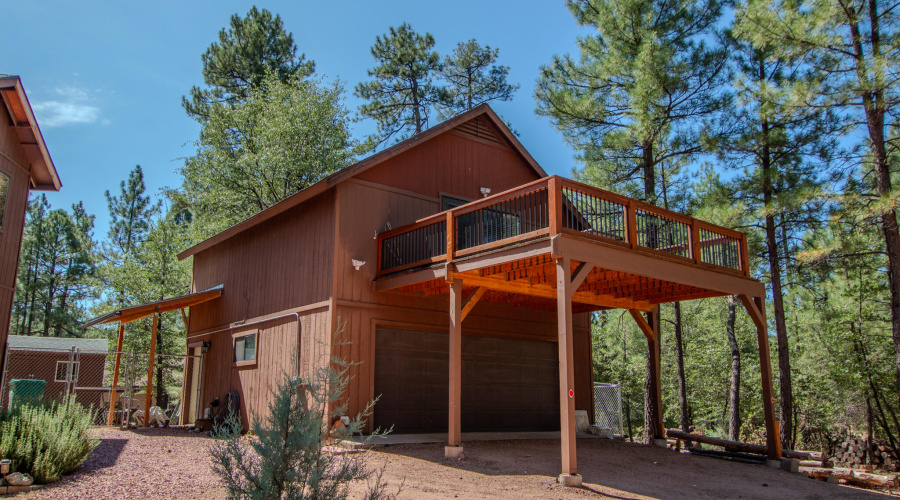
[177,104,545,260]
[0,75,61,191]
[8,335,107,352]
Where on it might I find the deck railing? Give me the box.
[376,176,749,277]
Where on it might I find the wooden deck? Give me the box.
[372,176,778,480]
[375,176,763,310]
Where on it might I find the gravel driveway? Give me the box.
[12,428,892,499]
[16,427,224,500]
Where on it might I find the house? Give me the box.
[176,105,779,483]
[0,76,62,375]
[1,335,107,409]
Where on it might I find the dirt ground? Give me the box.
[14,428,893,499]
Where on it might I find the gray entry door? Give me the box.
[373,327,559,434]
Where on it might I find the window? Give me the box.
[441,195,469,211]
[234,333,256,364]
[54,361,79,382]
[0,170,9,229]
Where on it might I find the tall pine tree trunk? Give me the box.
[639,142,662,443]
[674,303,690,434]
[726,295,741,441]
[757,61,793,447]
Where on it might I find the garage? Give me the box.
[373,327,559,433]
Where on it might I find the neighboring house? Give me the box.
[177,104,778,481]
[0,76,62,375]
[2,335,107,406]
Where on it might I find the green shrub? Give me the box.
[210,330,397,499]
[0,397,99,483]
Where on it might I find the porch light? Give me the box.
[479,187,491,197]
[352,259,366,271]
[201,341,210,353]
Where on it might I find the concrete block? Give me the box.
[558,474,583,487]
[652,438,668,448]
[767,459,782,469]
[781,458,799,473]
[574,410,589,433]
[444,445,464,459]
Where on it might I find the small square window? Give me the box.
[234,334,256,363]
[54,361,79,382]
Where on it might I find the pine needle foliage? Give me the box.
[209,331,395,500]
[0,397,99,483]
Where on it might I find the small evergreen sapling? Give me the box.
[209,333,395,499]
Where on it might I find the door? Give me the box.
[373,327,559,433]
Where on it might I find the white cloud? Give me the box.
[31,86,102,128]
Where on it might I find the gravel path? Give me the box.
[12,430,892,499]
[16,427,224,500]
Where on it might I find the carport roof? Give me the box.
[82,285,223,329]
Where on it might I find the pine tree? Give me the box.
[181,73,359,238]
[182,6,314,122]
[105,165,159,260]
[736,0,900,409]
[536,0,728,443]
[355,23,449,145]
[724,14,845,449]
[441,39,518,115]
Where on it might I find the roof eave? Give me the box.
[0,76,61,191]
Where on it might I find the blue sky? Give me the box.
[3,1,586,235]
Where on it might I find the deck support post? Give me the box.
[739,294,782,461]
[107,321,126,426]
[446,278,463,458]
[555,256,581,485]
[629,308,664,440]
[144,312,158,427]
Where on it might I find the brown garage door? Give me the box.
[373,327,559,433]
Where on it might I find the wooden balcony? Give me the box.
[373,176,779,475]
[375,176,760,312]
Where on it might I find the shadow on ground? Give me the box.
[373,437,890,499]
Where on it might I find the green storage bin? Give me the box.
[8,379,46,409]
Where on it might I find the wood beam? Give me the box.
[447,270,652,311]
[107,322,125,426]
[556,256,578,476]
[553,234,765,297]
[144,313,158,427]
[570,262,593,290]
[460,287,487,322]
[180,308,189,329]
[448,279,462,448]
[739,294,781,461]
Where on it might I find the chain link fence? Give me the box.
[594,382,623,436]
[1,344,201,427]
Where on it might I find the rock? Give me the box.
[5,472,33,486]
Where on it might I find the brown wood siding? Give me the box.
[354,130,540,202]
[188,190,336,332]
[0,102,34,364]
[331,178,592,432]
[186,307,331,428]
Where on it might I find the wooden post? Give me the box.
[144,312,158,427]
[548,177,561,236]
[555,256,579,481]
[629,309,664,439]
[107,321,126,426]
[446,211,455,261]
[740,234,750,276]
[627,202,638,249]
[446,278,463,455]
[739,294,782,461]
[691,222,702,264]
